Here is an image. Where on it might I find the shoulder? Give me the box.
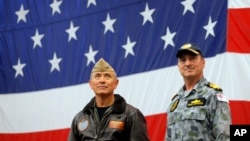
[126,104,139,113]
[72,110,88,123]
[125,104,146,118]
[205,82,229,103]
[206,82,223,91]
[215,92,229,103]
[171,93,178,101]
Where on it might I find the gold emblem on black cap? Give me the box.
[180,43,199,55]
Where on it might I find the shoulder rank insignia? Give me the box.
[207,82,223,91]
[171,94,178,101]
[170,99,179,112]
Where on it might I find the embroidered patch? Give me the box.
[170,99,179,112]
[187,98,206,107]
[78,119,89,132]
[109,120,125,130]
[216,93,229,103]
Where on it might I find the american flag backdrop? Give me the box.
[0,0,250,141]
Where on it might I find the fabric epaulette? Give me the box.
[171,94,178,101]
[206,82,223,91]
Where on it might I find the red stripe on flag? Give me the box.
[146,113,166,141]
[1,101,250,141]
[230,100,250,124]
[0,114,167,141]
[227,8,250,53]
[0,129,69,141]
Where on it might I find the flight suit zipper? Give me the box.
[93,107,112,140]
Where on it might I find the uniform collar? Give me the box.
[83,94,126,114]
[178,77,208,97]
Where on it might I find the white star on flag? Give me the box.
[122,36,136,58]
[203,16,217,39]
[102,13,116,34]
[50,0,63,15]
[181,0,196,15]
[15,4,30,23]
[31,29,45,49]
[87,0,97,8]
[49,53,62,72]
[140,3,155,25]
[161,27,176,50]
[2,1,250,141]
[12,58,26,78]
[65,21,80,42]
[84,45,99,66]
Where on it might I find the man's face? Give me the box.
[177,52,205,79]
[89,71,118,96]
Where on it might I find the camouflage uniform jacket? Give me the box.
[166,77,231,141]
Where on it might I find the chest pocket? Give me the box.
[182,111,206,121]
[168,107,207,125]
[183,97,207,120]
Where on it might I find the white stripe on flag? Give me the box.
[228,0,250,8]
[0,52,250,133]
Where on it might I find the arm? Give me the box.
[68,118,79,141]
[211,93,232,141]
[128,109,150,141]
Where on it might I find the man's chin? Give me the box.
[96,93,112,97]
[183,74,195,79]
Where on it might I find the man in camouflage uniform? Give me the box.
[166,43,231,141]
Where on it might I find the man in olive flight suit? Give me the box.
[68,58,150,141]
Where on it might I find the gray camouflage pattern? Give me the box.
[166,77,231,141]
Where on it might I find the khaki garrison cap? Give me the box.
[91,58,115,73]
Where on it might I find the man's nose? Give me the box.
[99,76,106,82]
[184,60,191,65]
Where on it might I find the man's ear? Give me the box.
[114,79,119,89]
[88,80,93,89]
[202,58,206,68]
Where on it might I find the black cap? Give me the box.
[176,43,202,58]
